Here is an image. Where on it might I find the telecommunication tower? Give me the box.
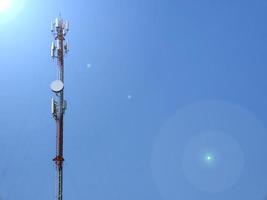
[50,15,69,200]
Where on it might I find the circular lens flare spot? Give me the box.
[205,154,213,162]
[205,153,215,161]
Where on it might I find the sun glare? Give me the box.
[0,0,12,13]
[0,0,25,25]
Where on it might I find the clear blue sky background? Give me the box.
[1,0,267,199]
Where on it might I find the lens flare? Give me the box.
[205,154,213,162]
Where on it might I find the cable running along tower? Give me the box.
[50,16,69,200]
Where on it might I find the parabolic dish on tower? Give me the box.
[50,80,64,93]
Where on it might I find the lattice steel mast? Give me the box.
[50,15,69,200]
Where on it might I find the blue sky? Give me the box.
[1,0,267,199]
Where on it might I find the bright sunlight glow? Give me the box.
[0,0,25,25]
[0,0,12,13]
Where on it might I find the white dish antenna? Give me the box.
[50,80,64,93]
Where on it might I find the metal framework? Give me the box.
[50,15,69,200]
